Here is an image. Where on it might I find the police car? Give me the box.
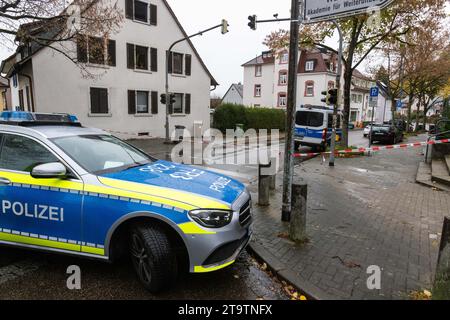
[0,112,252,292]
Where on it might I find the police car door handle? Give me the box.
[0,177,11,185]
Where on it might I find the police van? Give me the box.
[294,105,342,151]
[0,112,252,292]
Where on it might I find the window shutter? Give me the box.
[150,48,158,72]
[77,36,88,63]
[128,90,136,114]
[151,91,158,114]
[185,94,191,114]
[125,0,133,19]
[127,43,135,69]
[167,51,173,73]
[107,40,116,66]
[99,89,108,114]
[185,54,192,76]
[150,4,157,25]
[90,88,99,113]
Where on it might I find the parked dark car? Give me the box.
[387,120,407,132]
[370,125,404,145]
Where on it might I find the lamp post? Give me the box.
[164,20,229,144]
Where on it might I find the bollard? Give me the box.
[289,184,308,242]
[269,175,276,190]
[258,163,271,206]
[433,217,450,300]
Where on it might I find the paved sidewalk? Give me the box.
[248,135,450,300]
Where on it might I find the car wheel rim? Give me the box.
[131,234,152,285]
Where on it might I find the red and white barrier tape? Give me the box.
[293,139,450,158]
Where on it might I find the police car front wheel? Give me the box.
[129,223,177,293]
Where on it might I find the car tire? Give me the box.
[129,223,177,293]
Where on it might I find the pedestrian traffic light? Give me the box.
[221,19,229,34]
[248,15,257,30]
[160,94,167,105]
[321,89,338,106]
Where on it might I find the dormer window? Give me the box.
[305,60,315,72]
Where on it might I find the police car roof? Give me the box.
[0,123,109,139]
[0,112,109,139]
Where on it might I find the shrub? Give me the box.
[213,104,286,133]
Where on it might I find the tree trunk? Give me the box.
[391,99,397,124]
[415,102,421,132]
[406,93,414,133]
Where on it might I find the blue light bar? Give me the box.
[0,112,79,124]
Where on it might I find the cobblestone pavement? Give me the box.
[248,135,450,300]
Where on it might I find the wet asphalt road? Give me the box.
[0,131,367,300]
[0,247,289,300]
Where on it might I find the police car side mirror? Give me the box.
[31,162,67,179]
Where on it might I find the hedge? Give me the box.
[213,104,286,133]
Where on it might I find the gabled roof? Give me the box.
[242,51,275,67]
[222,83,243,100]
[1,0,218,86]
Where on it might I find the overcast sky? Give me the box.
[1,1,448,97]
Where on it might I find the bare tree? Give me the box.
[0,0,123,76]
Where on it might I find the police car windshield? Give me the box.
[52,135,153,174]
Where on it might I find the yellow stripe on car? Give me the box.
[0,231,80,252]
[81,246,105,256]
[178,222,216,235]
[98,177,230,211]
[194,260,235,273]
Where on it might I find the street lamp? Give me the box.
[164,20,230,144]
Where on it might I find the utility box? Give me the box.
[173,125,185,142]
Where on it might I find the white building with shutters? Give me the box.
[0,0,217,138]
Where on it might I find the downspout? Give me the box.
[18,72,35,112]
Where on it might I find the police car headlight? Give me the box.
[189,209,233,228]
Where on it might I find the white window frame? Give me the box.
[254,85,262,97]
[280,52,289,64]
[134,44,150,71]
[172,93,185,114]
[135,90,150,114]
[133,0,150,24]
[255,65,262,77]
[278,94,287,107]
[279,72,288,85]
[305,60,315,72]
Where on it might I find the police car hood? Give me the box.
[98,160,246,209]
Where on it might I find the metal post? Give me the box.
[164,23,225,143]
[329,21,343,167]
[281,0,301,222]
[369,102,375,148]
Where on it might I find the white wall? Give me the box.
[243,64,274,107]
[30,0,212,138]
[222,86,243,105]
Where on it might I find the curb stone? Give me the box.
[247,242,334,301]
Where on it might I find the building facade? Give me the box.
[0,0,217,138]
[242,48,392,125]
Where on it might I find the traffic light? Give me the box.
[328,89,338,105]
[221,19,229,34]
[160,94,167,105]
[169,94,176,105]
[321,89,338,106]
[248,15,257,30]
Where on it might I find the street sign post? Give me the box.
[303,0,395,23]
[369,87,379,148]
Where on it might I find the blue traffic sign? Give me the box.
[396,100,403,110]
[370,87,379,97]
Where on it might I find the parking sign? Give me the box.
[370,87,379,97]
